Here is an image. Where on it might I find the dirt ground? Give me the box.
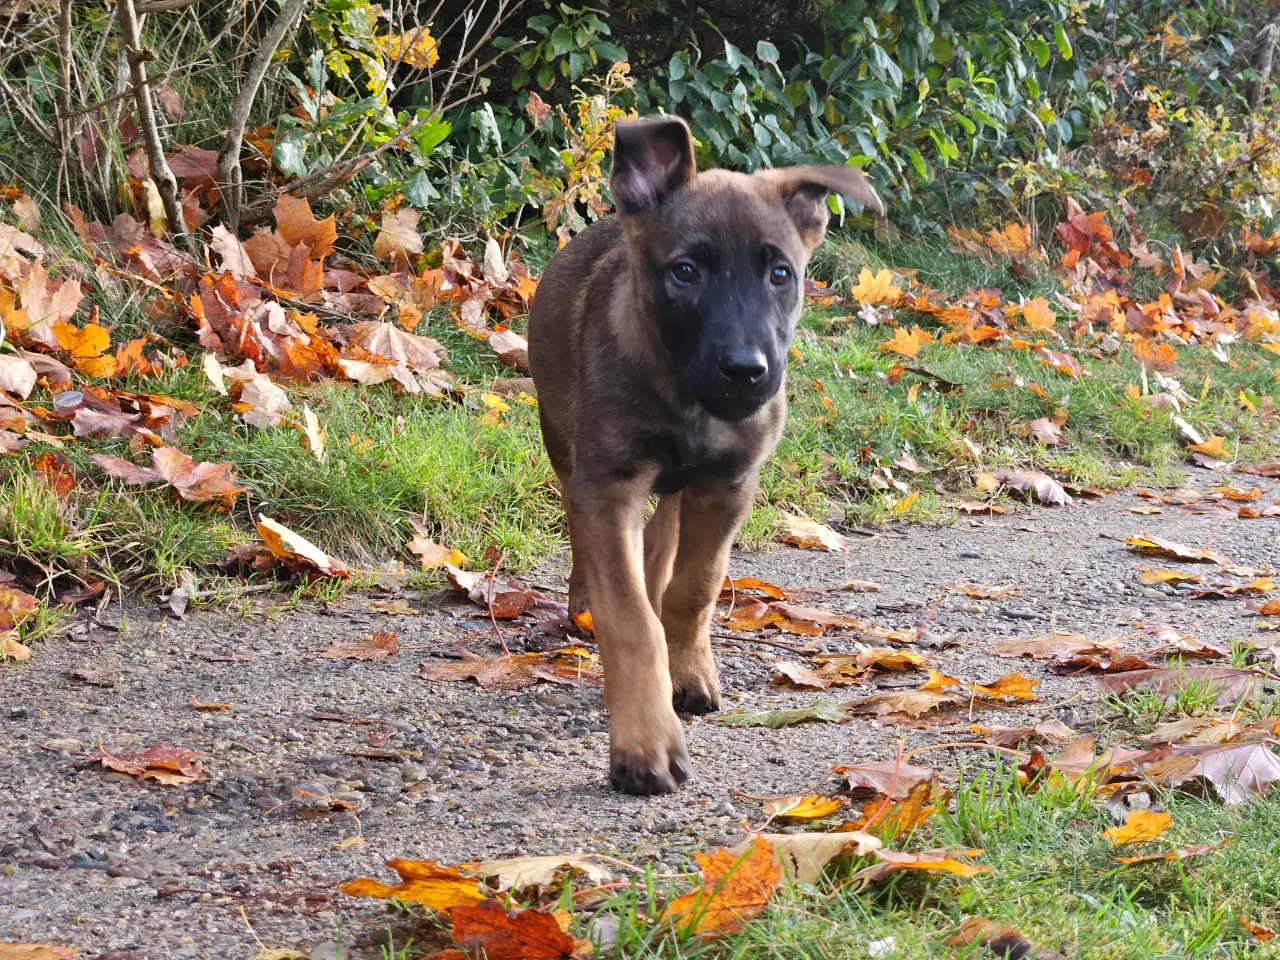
[3,477,1279,959]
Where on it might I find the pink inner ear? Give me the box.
[614,168,660,209]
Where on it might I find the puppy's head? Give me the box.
[611,116,883,422]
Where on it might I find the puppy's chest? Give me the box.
[646,414,754,494]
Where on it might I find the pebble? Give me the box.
[284,729,305,742]
[307,941,347,960]
[999,606,1044,621]
[107,861,153,880]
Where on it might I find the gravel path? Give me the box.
[4,477,1279,958]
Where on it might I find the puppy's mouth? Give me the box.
[692,380,779,422]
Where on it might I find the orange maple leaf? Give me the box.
[878,325,933,358]
[664,836,781,937]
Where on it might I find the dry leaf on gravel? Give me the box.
[1124,534,1228,565]
[1103,809,1172,844]
[990,469,1072,505]
[772,661,838,689]
[852,848,991,886]
[664,836,781,938]
[1,634,33,662]
[1139,568,1204,585]
[922,669,1041,701]
[745,830,880,885]
[256,516,349,577]
[84,744,206,784]
[461,855,611,893]
[722,599,863,636]
[990,633,1112,659]
[722,576,788,600]
[846,688,963,721]
[321,631,398,661]
[761,795,845,821]
[339,858,486,909]
[945,918,1066,960]
[419,649,602,690]
[945,582,1020,599]
[778,513,845,550]
[835,761,939,799]
[449,899,592,960]
[0,946,80,960]
[445,565,565,620]
[715,699,845,728]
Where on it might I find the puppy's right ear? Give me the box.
[610,116,696,215]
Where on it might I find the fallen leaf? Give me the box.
[321,631,398,661]
[923,669,1041,701]
[878,325,933,359]
[1188,435,1229,458]
[842,579,883,593]
[0,633,33,662]
[761,795,845,821]
[339,858,486,909]
[722,599,863,636]
[1114,839,1231,865]
[190,700,231,711]
[419,649,602,690]
[991,469,1072,506]
[446,566,564,620]
[367,599,418,615]
[449,899,590,959]
[1124,534,1228,565]
[461,855,611,892]
[1016,296,1058,331]
[0,354,38,399]
[1020,417,1063,445]
[0,586,38,632]
[722,576,788,600]
[1096,667,1261,709]
[92,446,244,507]
[851,268,904,305]
[408,535,469,570]
[256,516,349,577]
[778,513,845,550]
[1239,916,1276,943]
[846,688,962,721]
[1138,568,1204,586]
[852,848,991,885]
[0,947,80,960]
[348,321,446,370]
[489,328,529,373]
[990,633,1111,659]
[301,404,326,462]
[843,780,945,840]
[209,224,257,277]
[946,582,1020,600]
[1103,809,1173,845]
[945,918,1066,960]
[84,744,206,784]
[373,208,424,264]
[1037,348,1084,378]
[835,761,939,799]
[744,830,880,885]
[663,836,781,937]
[714,699,845,728]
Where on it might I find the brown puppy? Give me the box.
[527,116,882,795]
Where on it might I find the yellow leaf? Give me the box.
[663,837,781,938]
[893,490,920,515]
[851,267,903,305]
[878,325,933,359]
[1104,809,1173,845]
[1017,296,1056,331]
[1187,435,1228,457]
[372,26,440,68]
[778,512,845,551]
[761,794,846,821]
[339,858,487,909]
[0,632,32,662]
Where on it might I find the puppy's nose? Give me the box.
[717,348,768,386]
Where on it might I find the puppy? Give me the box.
[527,115,882,794]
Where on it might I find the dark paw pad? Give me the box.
[609,752,690,795]
[673,684,721,716]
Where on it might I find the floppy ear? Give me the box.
[610,116,696,215]
[756,166,884,249]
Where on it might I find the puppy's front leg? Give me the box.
[661,475,758,714]
[569,474,689,795]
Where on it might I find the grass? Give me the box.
[3,227,1279,595]
[365,769,1278,960]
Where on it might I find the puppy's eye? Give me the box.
[770,265,792,286]
[670,261,698,285]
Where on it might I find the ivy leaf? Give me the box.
[272,130,308,178]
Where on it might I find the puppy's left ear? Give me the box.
[757,166,884,249]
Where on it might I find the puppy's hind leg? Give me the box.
[660,476,757,715]
[643,493,680,619]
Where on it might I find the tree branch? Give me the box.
[217,0,308,230]
[137,0,201,12]
[117,0,187,242]
[1251,14,1280,114]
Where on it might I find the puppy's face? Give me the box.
[610,117,882,422]
[634,174,806,421]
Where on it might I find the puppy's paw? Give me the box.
[670,656,721,715]
[609,709,690,795]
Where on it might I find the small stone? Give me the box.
[307,941,348,960]
[589,914,620,953]
[450,758,487,773]
[284,729,305,742]
[107,861,153,880]
[400,763,428,783]
[959,550,982,560]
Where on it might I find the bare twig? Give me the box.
[117,0,187,243]
[217,0,308,230]
[138,0,201,12]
